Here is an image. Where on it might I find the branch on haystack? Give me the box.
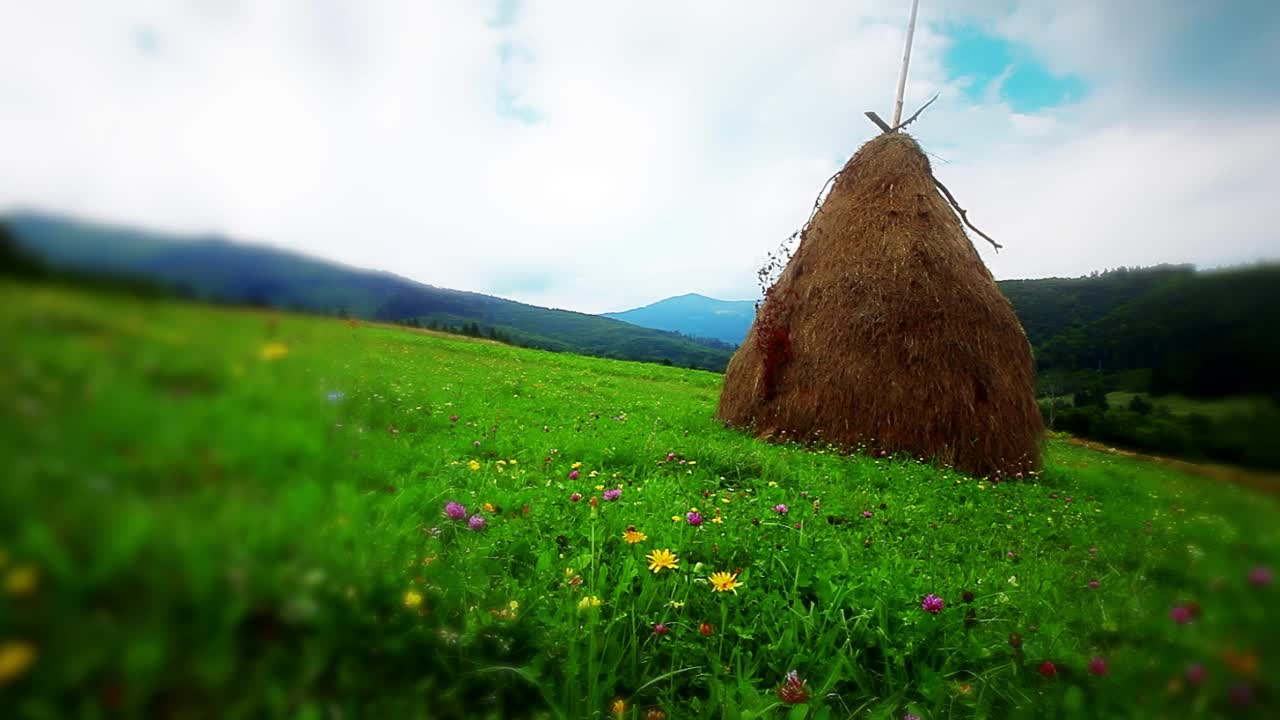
[892,92,939,132]
[934,178,1003,251]
[865,112,893,133]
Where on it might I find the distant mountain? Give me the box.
[3,211,734,371]
[602,293,756,345]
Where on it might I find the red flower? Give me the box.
[699,622,713,636]
[1039,661,1057,678]
[777,670,808,704]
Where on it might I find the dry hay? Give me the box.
[718,132,1042,477]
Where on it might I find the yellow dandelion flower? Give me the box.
[689,507,699,513]
[468,460,481,471]
[711,516,723,524]
[5,566,38,596]
[565,567,575,576]
[646,549,679,573]
[482,503,496,513]
[508,459,518,464]
[671,515,682,523]
[720,497,731,504]
[259,341,289,361]
[767,481,778,487]
[709,571,742,594]
[578,595,602,611]
[496,460,507,466]
[0,641,37,686]
[595,485,605,491]
[403,590,423,609]
[611,698,627,716]
[589,470,599,478]
[623,528,648,544]
[571,461,583,470]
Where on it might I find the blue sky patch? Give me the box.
[943,24,1085,112]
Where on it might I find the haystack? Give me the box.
[718,132,1042,476]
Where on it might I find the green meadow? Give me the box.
[1,279,1277,719]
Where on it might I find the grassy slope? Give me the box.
[1,280,1277,719]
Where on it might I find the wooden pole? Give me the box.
[892,0,921,127]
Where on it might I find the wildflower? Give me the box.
[1186,663,1206,685]
[862,510,873,518]
[1222,648,1259,676]
[260,341,288,360]
[686,511,703,526]
[5,566,37,596]
[589,470,599,478]
[572,462,583,469]
[610,698,627,716]
[903,715,921,720]
[1089,656,1108,676]
[1039,661,1057,678]
[578,595,602,611]
[449,414,459,422]
[700,622,713,636]
[589,496,599,508]
[0,641,36,686]
[603,488,621,502]
[570,492,582,502]
[1229,683,1253,706]
[595,485,605,491]
[774,504,789,515]
[1248,566,1273,587]
[671,515,681,523]
[623,527,647,544]
[444,501,467,520]
[1008,632,1023,648]
[652,623,668,636]
[1089,546,1099,554]
[403,590,423,609]
[1169,605,1193,624]
[921,594,945,614]
[710,516,723,524]
[647,549,679,573]
[645,709,667,720]
[482,503,495,513]
[1089,579,1100,589]
[467,514,486,531]
[568,470,580,480]
[768,481,778,487]
[709,571,742,593]
[468,459,481,471]
[777,670,808,704]
[667,600,685,609]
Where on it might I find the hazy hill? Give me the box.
[3,211,733,371]
[602,293,756,346]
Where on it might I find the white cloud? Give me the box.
[1,1,1277,313]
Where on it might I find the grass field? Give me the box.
[1104,392,1277,422]
[2,280,1278,719]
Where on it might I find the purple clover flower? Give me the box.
[602,488,621,502]
[444,501,467,520]
[774,504,789,514]
[1248,565,1273,587]
[467,514,486,531]
[686,511,703,526]
[921,594,945,614]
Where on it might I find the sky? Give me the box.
[1,1,1278,314]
